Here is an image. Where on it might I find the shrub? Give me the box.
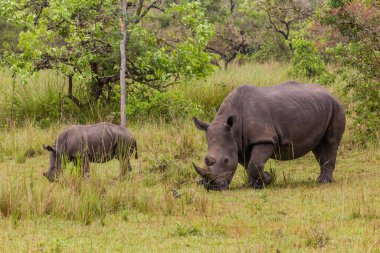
[288,37,328,80]
[126,88,204,122]
[318,0,380,144]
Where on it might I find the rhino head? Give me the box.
[42,144,61,182]
[193,116,239,191]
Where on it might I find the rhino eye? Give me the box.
[224,158,229,165]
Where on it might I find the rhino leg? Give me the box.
[247,144,274,189]
[312,140,339,183]
[81,156,90,180]
[119,148,132,177]
[119,159,132,177]
[313,109,344,184]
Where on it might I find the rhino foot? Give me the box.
[249,180,265,189]
[317,175,334,184]
[249,171,272,189]
[43,171,57,183]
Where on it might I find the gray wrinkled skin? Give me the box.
[42,123,138,182]
[193,81,346,191]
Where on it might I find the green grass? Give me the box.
[178,62,309,119]
[0,62,379,252]
[0,122,379,252]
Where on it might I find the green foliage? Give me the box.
[0,0,215,103]
[328,0,347,8]
[0,18,19,54]
[201,0,295,67]
[319,0,379,143]
[251,38,290,62]
[128,1,215,83]
[126,87,204,122]
[338,70,380,143]
[288,37,328,79]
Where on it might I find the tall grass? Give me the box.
[0,70,68,126]
[0,69,121,127]
[0,120,212,224]
[0,123,59,163]
[0,169,212,224]
[1,62,315,126]
[179,62,313,119]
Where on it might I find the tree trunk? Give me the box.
[119,0,127,127]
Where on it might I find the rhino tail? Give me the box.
[134,140,138,159]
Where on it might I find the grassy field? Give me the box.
[0,63,379,252]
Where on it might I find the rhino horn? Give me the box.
[192,162,207,177]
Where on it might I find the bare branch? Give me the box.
[205,46,227,59]
[33,0,49,25]
[136,0,144,16]
[67,75,83,108]
[230,0,235,14]
[140,0,157,18]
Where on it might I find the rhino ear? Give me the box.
[225,115,237,132]
[193,117,209,131]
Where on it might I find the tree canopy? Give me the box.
[0,0,214,104]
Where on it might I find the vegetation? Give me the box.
[0,62,379,251]
[0,124,379,251]
[1,0,378,142]
[0,0,214,105]
[317,0,380,142]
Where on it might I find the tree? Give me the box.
[119,0,127,126]
[318,0,380,142]
[205,18,250,68]
[0,1,214,110]
[203,0,320,64]
[201,0,260,68]
[257,0,315,53]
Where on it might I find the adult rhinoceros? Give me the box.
[42,123,138,182]
[192,81,345,190]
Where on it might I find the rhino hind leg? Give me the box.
[312,141,339,184]
[313,108,345,184]
[312,124,345,184]
[115,141,134,178]
[247,144,274,189]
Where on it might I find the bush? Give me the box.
[318,0,380,144]
[251,40,291,63]
[340,71,380,143]
[126,87,204,122]
[288,37,328,79]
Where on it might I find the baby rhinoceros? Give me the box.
[42,123,138,182]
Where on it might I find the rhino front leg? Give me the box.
[81,156,90,180]
[119,158,132,178]
[248,144,274,189]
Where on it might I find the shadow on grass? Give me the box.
[228,178,327,191]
